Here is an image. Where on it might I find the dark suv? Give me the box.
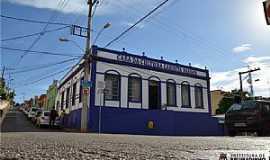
[225,100,270,136]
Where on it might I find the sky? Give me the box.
[1,0,270,103]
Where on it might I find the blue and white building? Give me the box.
[56,46,223,136]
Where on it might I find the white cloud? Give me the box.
[5,0,162,15]
[232,44,252,53]
[242,56,270,64]
[122,22,145,29]
[211,56,270,97]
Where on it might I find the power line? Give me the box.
[8,57,80,74]
[0,14,72,26]
[114,0,231,60]
[1,26,70,42]
[17,66,72,88]
[1,46,82,57]
[16,0,71,65]
[104,0,169,48]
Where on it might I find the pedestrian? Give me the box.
[49,109,58,128]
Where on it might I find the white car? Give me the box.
[27,107,38,120]
[23,108,29,115]
[36,111,61,127]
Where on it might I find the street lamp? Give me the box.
[59,37,85,52]
[93,22,111,45]
[59,22,111,51]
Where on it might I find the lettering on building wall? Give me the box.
[117,54,198,76]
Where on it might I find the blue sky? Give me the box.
[1,0,270,102]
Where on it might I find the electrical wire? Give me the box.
[104,0,169,48]
[1,46,83,57]
[8,57,80,74]
[18,66,73,87]
[16,0,71,65]
[2,26,70,42]
[0,14,72,26]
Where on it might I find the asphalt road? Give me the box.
[1,111,270,160]
[1,111,61,132]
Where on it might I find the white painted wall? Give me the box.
[57,50,210,113]
[121,77,128,108]
[95,57,209,113]
[142,80,148,109]
[57,68,84,113]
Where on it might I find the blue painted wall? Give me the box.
[63,108,81,129]
[88,106,224,136]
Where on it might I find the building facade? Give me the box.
[38,94,47,109]
[211,90,228,115]
[46,80,58,110]
[57,46,223,136]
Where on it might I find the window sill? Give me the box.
[195,107,204,109]
[181,105,192,108]
[128,101,142,103]
[104,99,120,101]
[166,105,178,107]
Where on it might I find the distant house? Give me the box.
[46,80,58,110]
[38,94,47,109]
[56,46,223,136]
[210,90,229,115]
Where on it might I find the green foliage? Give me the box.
[0,83,15,101]
[217,89,249,114]
[0,87,7,100]
[218,97,234,114]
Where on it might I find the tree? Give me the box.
[217,89,249,114]
[218,97,234,114]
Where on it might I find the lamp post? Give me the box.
[59,21,111,132]
[93,23,111,45]
[59,37,85,52]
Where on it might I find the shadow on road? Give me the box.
[1,111,62,132]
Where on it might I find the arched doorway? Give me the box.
[148,76,161,110]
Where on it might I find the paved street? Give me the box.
[1,111,270,160]
[1,111,61,132]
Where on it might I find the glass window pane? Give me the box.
[167,83,176,106]
[105,74,120,100]
[181,84,190,107]
[195,86,203,108]
[128,77,141,102]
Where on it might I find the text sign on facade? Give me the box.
[264,0,270,25]
[116,54,198,76]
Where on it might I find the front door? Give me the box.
[148,80,161,109]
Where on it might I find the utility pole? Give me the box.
[239,67,260,99]
[81,0,97,133]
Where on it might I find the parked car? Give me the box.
[225,100,270,136]
[27,107,38,120]
[23,108,29,115]
[36,110,61,127]
[36,110,49,127]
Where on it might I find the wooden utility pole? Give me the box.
[239,67,260,99]
[81,0,97,133]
